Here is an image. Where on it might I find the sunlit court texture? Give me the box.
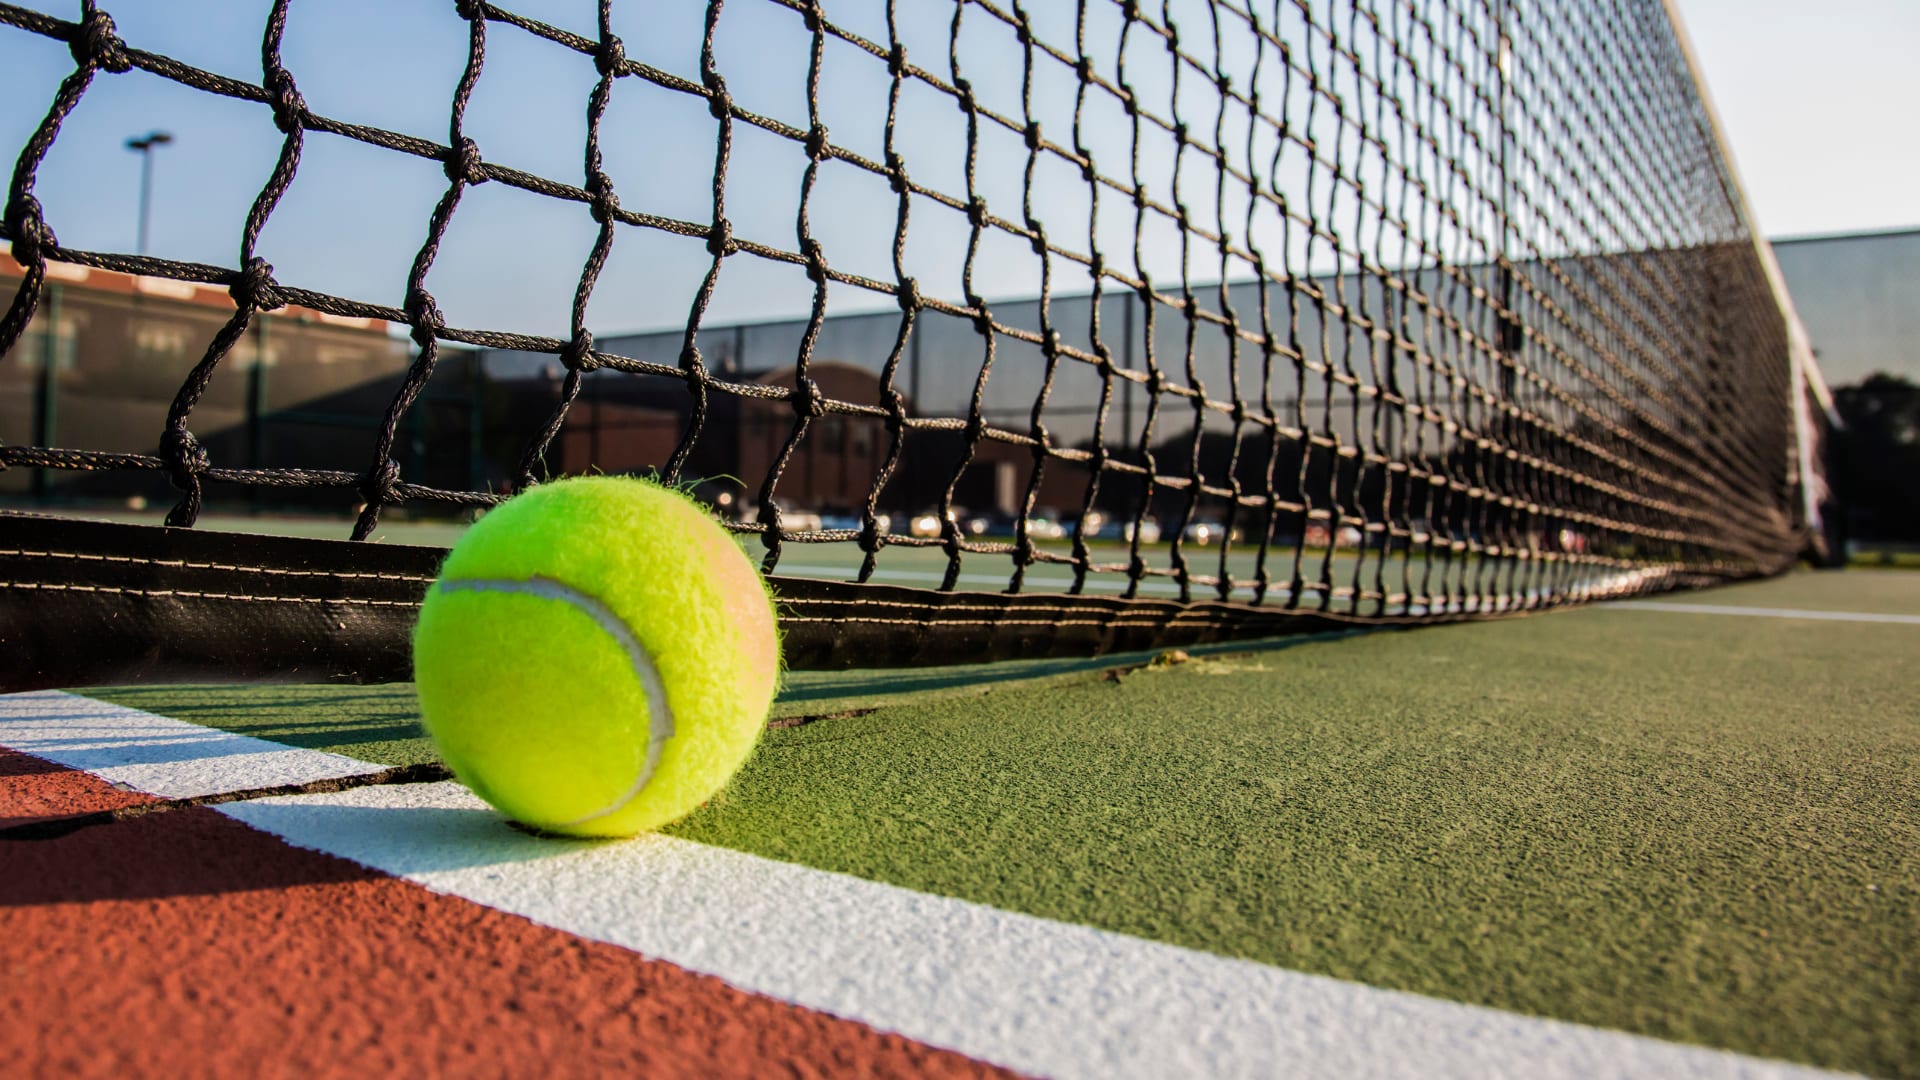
[2,0,1915,1076]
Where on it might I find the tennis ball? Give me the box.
[412,475,780,838]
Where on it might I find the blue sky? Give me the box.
[1,0,1913,337]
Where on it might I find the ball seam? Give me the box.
[438,575,676,827]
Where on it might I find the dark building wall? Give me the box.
[1,254,414,506]
[481,244,1780,527]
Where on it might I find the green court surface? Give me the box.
[84,571,1920,1077]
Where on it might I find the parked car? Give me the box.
[964,510,1020,538]
[1091,515,1162,544]
[1303,522,1363,549]
[1025,513,1067,541]
[1183,519,1242,546]
[782,509,824,533]
[909,509,956,538]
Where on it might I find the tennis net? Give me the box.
[0,0,1834,677]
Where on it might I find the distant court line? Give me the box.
[1606,601,1920,625]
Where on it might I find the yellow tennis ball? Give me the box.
[412,475,779,838]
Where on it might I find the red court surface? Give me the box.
[0,748,1010,1079]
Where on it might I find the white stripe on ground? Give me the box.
[0,690,378,797]
[4,692,1847,1080]
[1607,601,1920,625]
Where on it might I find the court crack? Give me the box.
[0,761,454,841]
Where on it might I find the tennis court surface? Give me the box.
[3,0,1912,1074]
[4,568,1914,1078]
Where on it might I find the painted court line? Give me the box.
[1606,601,1920,625]
[3,692,1846,1080]
[0,690,379,798]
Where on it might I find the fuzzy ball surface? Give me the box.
[413,475,780,837]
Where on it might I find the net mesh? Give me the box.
[1,0,1827,620]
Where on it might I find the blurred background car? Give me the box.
[909,509,957,538]
[963,510,1019,538]
[1088,515,1161,544]
[1182,519,1242,546]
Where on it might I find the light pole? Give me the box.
[124,131,173,255]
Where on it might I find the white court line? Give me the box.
[2,692,1845,1080]
[1606,601,1920,625]
[0,690,379,798]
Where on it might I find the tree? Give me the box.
[1832,373,1920,544]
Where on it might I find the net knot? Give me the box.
[561,329,598,372]
[791,376,826,418]
[159,426,209,489]
[703,71,731,119]
[265,69,309,135]
[594,34,626,77]
[885,150,909,193]
[894,276,919,312]
[802,238,827,284]
[805,124,832,162]
[966,197,988,228]
[706,218,732,257]
[1024,122,1043,151]
[967,297,992,336]
[586,171,621,224]
[888,43,908,77]
[679,343,708,378]
[1027,223,1047,256]
[445,137,487,185]
[952,76,973,109]
[454,0,486,20]
[404,286,445,348]
[70,10,131,73]
[5,195,54,266]
[361,456,401,505]
[228,257,285,311]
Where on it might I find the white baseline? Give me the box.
[1606,601,1920,625]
